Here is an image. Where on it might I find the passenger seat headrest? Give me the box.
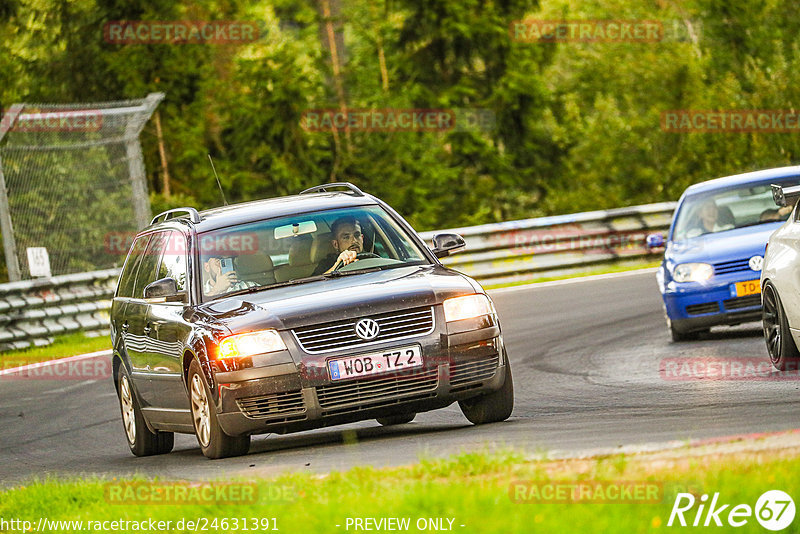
[311,232,335,264]
[288,236,313,266]
[234,252,274,276]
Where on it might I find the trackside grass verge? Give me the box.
[1,446,798,533]
[0,332,109,365]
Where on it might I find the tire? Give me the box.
[762,282,800,371]
[116,365,174,457]
[458,360,514,425]
[376,413,416,426]
[188,359,250,459]
[668,318,705,342]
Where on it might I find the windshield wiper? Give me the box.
[324,261,428,278]
[736,220,784,229]
[324,266,383,278]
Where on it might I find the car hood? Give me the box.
[193,264,479,332]
[666,222,781,264]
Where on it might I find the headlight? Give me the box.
[443,294,492,322]
[672,262,714,283]
[218,329,287,359]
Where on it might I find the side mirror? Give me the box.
[646,233,665,249]
[144,277,186,302]
[431,233,466,258]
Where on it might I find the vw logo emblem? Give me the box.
[354,318,380,340]
[749,255,764,271]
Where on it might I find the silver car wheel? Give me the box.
[190,374,211,447]
[119,375,136,445]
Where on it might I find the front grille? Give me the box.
[723,294,761,311]
[713,259,752,275]
[686,302,720,315]
[293,307,435,353]
[450,354,500,392]
[316,368,438,415]
[236,390,306,421]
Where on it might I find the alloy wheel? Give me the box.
[763,284,781,364]
[119,375,136,445]
[190,374,211,447]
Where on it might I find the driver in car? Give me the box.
[686,200,734,238]
[313,217,365,275]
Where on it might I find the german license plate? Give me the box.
[328,345,422,381]
[735,279,761,297]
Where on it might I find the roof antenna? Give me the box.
[208,154,228,206]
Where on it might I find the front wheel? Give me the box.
[117,365,173,457]
[459,360,514,425]
[668,318,705,342]
[188,359,250,459]
[762,282,800,371]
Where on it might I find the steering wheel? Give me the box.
[333,252,381,271]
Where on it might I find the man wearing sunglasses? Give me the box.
[313,216,365,275]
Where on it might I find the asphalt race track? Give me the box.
[2,269,798,485]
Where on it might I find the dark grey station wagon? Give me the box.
[111,183,514,459]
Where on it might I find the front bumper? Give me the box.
[663,278,762,331]
[213,315,507,437]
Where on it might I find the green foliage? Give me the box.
[2,0,800,280]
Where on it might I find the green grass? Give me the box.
[484,260,661,290]
[0,332,109,365]
[1,447,796,533]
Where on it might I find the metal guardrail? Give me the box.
[0,269,119,351]
[0,202,676,350]
[418,201,676,286]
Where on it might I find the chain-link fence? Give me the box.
[0,93,162,281]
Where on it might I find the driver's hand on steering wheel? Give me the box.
[337,249,358,267]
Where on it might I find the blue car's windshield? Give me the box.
[672,179,800,241]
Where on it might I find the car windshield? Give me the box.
[198,205,430,301]
[672,179,800,241]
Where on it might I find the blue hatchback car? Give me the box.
[649,166,800,341]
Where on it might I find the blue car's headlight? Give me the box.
[673,262,714,283]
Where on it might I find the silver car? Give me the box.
[761,183,800,370]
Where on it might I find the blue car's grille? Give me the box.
[686,302,720,315]
[713,259,752,275]
[723,295,762,311]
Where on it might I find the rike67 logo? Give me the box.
[668,490,795,530]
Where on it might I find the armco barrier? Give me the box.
[418,201,676,286]
[0,202,676,350]
[0,269,119,351]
